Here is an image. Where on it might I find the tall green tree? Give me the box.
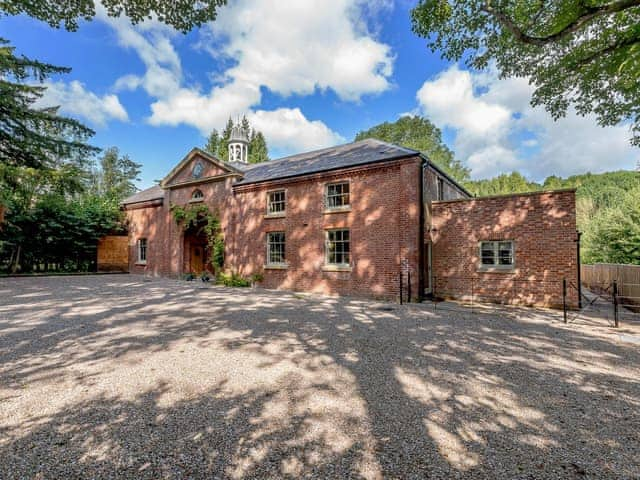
[204,129,220,156]
[465,172,540,196]
[249,131,269,164]
[355,116,470,183]
[94,147,141,205]
[411,1,640,145]
[240,115,251,139]
[0,0,227,32]
[583,186,640,264]
[217,118,235,162]
[0,39,97,172]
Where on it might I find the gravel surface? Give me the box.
[0,274,638,479]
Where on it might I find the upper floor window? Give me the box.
[326,182,350,210]
[191,189,204,201]
[480,241,514,269]
[267,190,286,215]
[436,177,444,201]
[137,238,147,264]
[266,232,286,265]
[326,229,350,265]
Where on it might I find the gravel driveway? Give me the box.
[1,275,639,479]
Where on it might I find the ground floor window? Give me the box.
[137,238,147,264]
[266,232,286,265]
[480,240,514,268]
[326,229,350,265]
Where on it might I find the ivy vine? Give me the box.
[170,203,224,270]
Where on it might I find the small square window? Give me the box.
[266,232,286,265]
[326,229,350,265]
[479,241,514,269]
[325,182,350,210]
[267,190,286,215]
[137,238,147,264]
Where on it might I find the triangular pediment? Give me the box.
[161,148,243,187]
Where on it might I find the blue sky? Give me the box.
[4,0,638,188]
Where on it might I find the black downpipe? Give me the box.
[576,230,582,309]
[418,159,426,301]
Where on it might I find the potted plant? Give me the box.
[250,273,264,288]
[183,271,195,281]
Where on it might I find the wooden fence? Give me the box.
[97,236,129,272]
[581,263,640,308]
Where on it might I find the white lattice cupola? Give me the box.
[228,123,249,163]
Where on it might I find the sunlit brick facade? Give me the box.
[122,140,578,307]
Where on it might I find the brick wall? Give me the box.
[125,155,423,299]
[430,190,578,308]
[232,157,423,299]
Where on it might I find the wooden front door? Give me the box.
[190,244,205,274]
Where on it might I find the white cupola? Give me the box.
[228,122,249,163]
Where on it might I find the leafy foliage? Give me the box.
[465,172,540,197]
[204,115,270,164]
[0,152,137,273]
[0,0,227,33]
[0,39,98,172]
[216,271,251,287]
[354,116,470,183]
[92,147,141,208]
[411,0,640,145]
[465,169,640,265]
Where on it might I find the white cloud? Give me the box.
[98,0,393,154]
[39,80,129,126]
[416,65,640,180]
[248,108,344,152]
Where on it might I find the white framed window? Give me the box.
[479,240,514,269]
[325,182,350,210]
[191,189,204,201]
[137,238,147,264]
[267,190,286,215]
[266,232,286,265]
[326,229,350,265]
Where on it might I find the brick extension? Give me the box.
[430,190,579,308]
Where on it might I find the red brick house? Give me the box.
[122,135,578,308]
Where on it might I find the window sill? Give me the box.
[323,207,351,214]
[322,265,352,272]
[264,264,288,270]
[477,266,515,273]
[135,262,147,266]
[188,198,204,203]
[264,213,286,219]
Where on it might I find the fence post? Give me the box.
[433,276,437,311]
[399,271,403,305]
[470,277,474,313]
[407,270,411,304]
[613,280,619,328]
[562,278,567,324]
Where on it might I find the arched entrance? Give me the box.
[183,222,210,275]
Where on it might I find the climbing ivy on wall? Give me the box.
[170,203,224,270]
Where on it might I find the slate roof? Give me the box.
[234,139,419,185]
[121,185,164,205]
[122,138,468,205]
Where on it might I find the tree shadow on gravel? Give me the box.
[1,275,639,478]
